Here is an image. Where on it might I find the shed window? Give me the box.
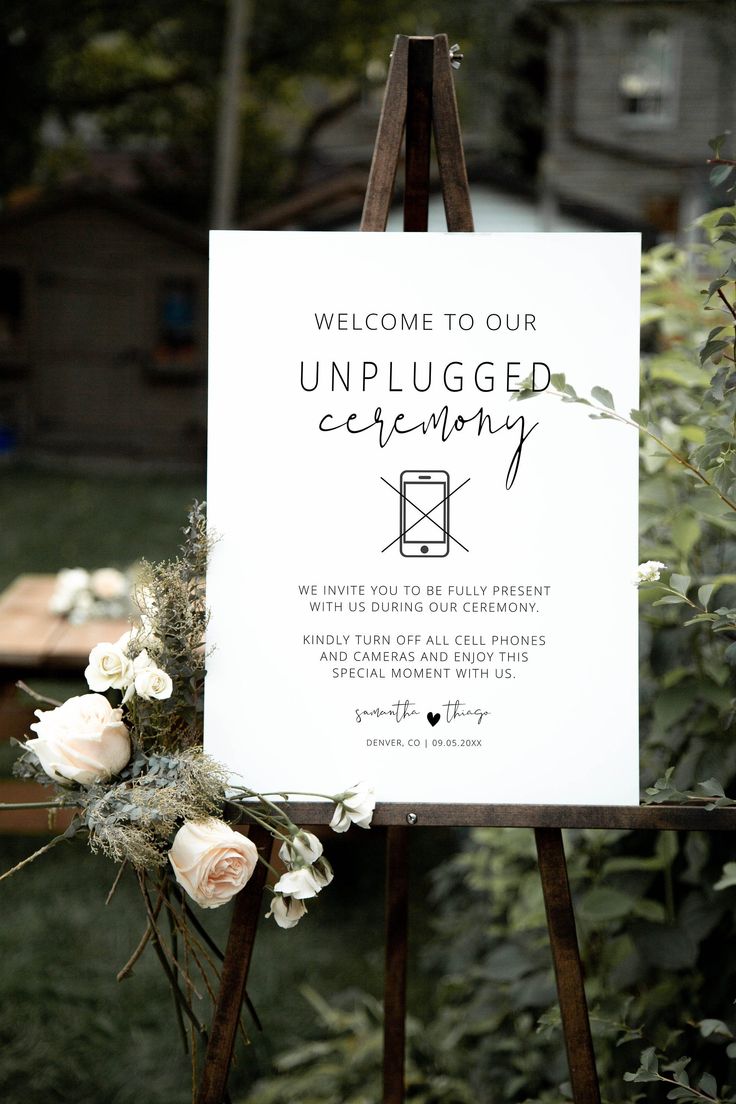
[619,24,678,124]
[155,277,197,364]
[0,267,23,350]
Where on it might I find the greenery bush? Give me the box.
[245,186,736,1103]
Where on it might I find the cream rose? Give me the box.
[169,820,258,909]
[91,567,128,601]
[85,640,134,692]
[27,693,131,785]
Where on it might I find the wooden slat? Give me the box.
[49,616,131,665]
[404,38,434,232]
[0,575,65,667]
[383,826,409,1104]
[360,36,409,231]
[272,801,736,830]
[0,574,130,671]
[197,823,272,1104]
[431,34,474,232]
[535,828,601,1104]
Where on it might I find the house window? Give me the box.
[0,266,23,352]
[619,23,678,125]
[154,277,198,366]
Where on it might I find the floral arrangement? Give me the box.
[2,504,374,1078]
[48,565,136,622]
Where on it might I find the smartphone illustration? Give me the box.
[399,470,450,557]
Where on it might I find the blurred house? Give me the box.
[0,190,207,467]
[542,0,735,236]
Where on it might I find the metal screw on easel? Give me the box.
[406,812,418,825]
[449,43,463,69]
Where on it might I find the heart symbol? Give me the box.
[427,712,440,727]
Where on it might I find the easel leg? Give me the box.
[360,36,409,232]
[383,825,409,1104]
[404,38,434,231]
[197,823,273,1104]
[535,828,601,1104]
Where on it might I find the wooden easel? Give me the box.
[197,34,736,1104]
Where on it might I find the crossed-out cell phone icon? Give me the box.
[380,470,470,556]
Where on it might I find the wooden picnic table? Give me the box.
[0,574,133,832]
[0,574,132,675]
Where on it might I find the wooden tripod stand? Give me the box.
[196,32,736,1104]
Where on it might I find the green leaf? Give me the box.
[698,583,715,609]
[698,1073,718,1099]
[708,133,729,154]
[591,385,615,409]
[711,163,734,187]
[698,779,726,799]
[714,862,736,890]
[653,595,686,605]
[672,516,701,557]
[669,574,691,596]
[579,886,636,922]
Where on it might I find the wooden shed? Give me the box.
[0,189,208,466]
[542,0,736,235]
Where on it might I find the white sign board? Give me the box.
[206,231,640,806]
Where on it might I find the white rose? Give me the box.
[27,693,131,785]
[278,830,323,867]
[329,782,376,833]
[169,820,258,909]
[266,894,307,929]
[273,865,325,900]
[85,640,134,692]
[91,567,128,601]
[132,651,173,701]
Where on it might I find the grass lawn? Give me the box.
[0,464,457,1102]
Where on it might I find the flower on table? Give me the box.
[635,560,667,585]
[90,567,128,601]
[266,894,307,929]
[169,819,258,909]
[329,782,376,833]
[27,693,131,785]
[49,568,91,615]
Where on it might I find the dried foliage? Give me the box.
[82,749,228,869]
